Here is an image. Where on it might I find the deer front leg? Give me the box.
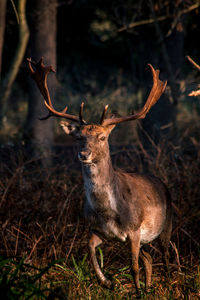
[89,232,112,288]
[129,232,141,291]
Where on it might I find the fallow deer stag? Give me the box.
[27,58,172,291]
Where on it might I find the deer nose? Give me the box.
[78,150,92,162]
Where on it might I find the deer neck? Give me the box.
[81,147,116,211]
[82,152,114,186]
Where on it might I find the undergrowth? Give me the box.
[0,123,200,299]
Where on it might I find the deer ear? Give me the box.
[60,121,79,135]
[105,124,116,135]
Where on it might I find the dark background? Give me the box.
[0,1,200,298]
[1,0,200,146]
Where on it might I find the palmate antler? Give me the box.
[100,64,167,126]
[27,58,167,126]
[27,57,86,124]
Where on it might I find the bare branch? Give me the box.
[188,90,200,97]
[118,2,200,33]
[187,56,200,97]
[187,55,200,71]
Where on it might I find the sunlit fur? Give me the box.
[61,122,172,290]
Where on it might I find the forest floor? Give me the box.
[0,127,200,299]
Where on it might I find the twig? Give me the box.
[118,15,167,32]
[0,169,20,208]
[25,235,43,263]
[118,2,200,32]
[187,56,200,96]
[188,90,200,97]
[10,226,33,241]
[180,228,200,247]
[10,0,20,24]
[170,241,182,273]
[15,219,22,256]
[187,55,200,71]
[66,219,80,262]
[56,184,78,225]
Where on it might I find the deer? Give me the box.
[27,58,172,291]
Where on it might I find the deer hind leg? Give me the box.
[159,209,172,269]
[140,248,152,289]
[129,232,141,291]
[89,232,112,288]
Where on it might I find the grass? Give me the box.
[0,115,200,299]
[0,256,57,299]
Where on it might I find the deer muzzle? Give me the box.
[78,150,92,163]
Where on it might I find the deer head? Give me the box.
[27,58,167,165]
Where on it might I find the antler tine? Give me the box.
[100,105,109,125]
[27,58,81,123]
[101,64,167,126]
[79,102,87,125]
[27,57,55,108]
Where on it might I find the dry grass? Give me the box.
[0,124,200,299]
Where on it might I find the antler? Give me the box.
[100,64,167,126]
[28,59,166,126]
[27,58,86,124]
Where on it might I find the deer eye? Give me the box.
[99,136,106,141]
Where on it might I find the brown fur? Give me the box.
[61,123,172,290]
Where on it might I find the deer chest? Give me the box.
[84,188,128,241]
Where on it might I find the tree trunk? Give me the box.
[25,0,57,165]
[0,0,29,127]
[0,0,7,79]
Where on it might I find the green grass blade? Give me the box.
[98,247,104,269]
